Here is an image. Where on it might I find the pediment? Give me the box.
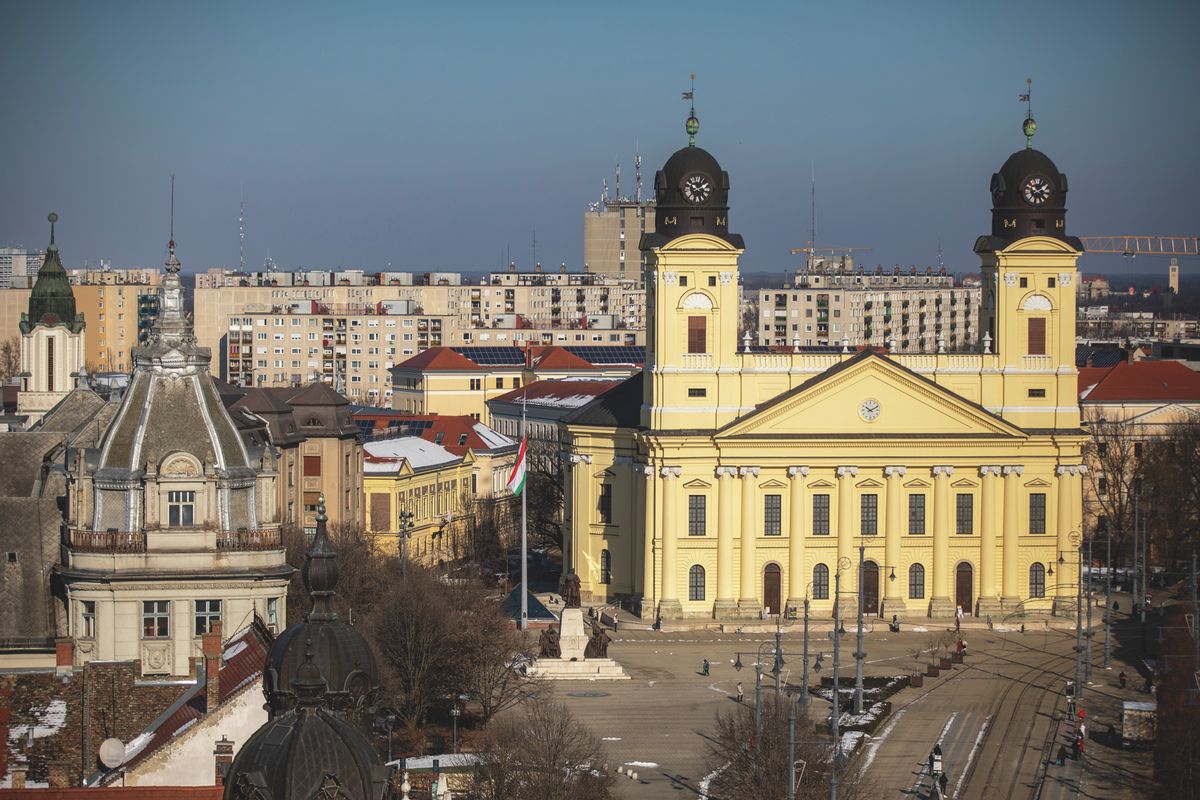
[951,478,978,489]
[1025,478,1052,488]
[904,478,931,489]
[809,479,835,489]
[1126,403,1199,426]
[596,468,617,479]
[718,351,1026,440]
[760,478,787,489]
[856,478,883,489]
[683,478,712,489]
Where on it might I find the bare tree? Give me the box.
[457,599,538,723]
[0,337,19,380]
[704,698,873,800]
[461,492,515,567]
[1082,408,1148,562]
[469,699,617,800]
[1142,413,1200,567]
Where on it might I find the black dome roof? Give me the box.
[263,499,378,718]
[643,135,743,249]
[985,146,1075,246]
[226,655,390,800]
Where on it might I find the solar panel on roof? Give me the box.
[452,346,525,366]
[564,345,646,364]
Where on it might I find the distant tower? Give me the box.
[239,188,246,271]
[18,213,86,425]
[1169,257,1180,294]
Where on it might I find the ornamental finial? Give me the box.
[1020,78,1036,149]
[47,212,58,250]
[683,73,699,146]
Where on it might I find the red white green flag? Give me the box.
[506,437,527,496]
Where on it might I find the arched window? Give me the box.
[600,549,611,585]
[1029,563,1046,598]
[908,563,926,599]
[812,564,829,600]
[688,565,705,601]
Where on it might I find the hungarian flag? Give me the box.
[506,437,527,496]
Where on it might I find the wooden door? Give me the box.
[863,562,880,616]
[764,564,782,615]
[956,563,974,616]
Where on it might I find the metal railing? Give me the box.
[216,528,283,551]
[69,529,146,552]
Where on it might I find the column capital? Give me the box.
[979,466,1003,477]
[1055,464,1087,477]
[715,466,739,478]
[635,464,656,476]
[787,466,810,478]
[884,466,907,478]
[932,465,954,477]
[1002,465,1024,477]
[738,466,761,478]
[836,466,859,478]
[660,466,682,479]
[569,453,593,465]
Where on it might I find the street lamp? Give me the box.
[733,639,779,786]
[450,693,469,754]
[854,543,898,715]
[831,555,851,800]
[801,585,813,709]
[398,509,414,576]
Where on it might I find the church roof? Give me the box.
[563,372,644,429]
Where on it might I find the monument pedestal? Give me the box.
[527,607,628,680]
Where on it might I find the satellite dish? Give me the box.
[98,738,126,769]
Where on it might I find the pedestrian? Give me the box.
[890,614,900,633]
[1056,745,1068,766]
[961,639,968,658]
[938,772,948,796]
[736,682,744,703]
[1078,721,1087,740]
[1118,670,1127,689]
[1113,600,1119,613]
[955,605,963,631]
[1107,724,1117,746]
[1077,733,1086,756]
[702,658,710,677]
[1073,735,1081,760]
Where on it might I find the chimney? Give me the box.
[11,764,26,789]
[202,622,223,712]
[213,735,235,785]
[55,638,74,676]
[48,762,69,788]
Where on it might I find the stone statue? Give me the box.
[562,570,582,609]
[538,627,560,659]
[584,619,611,659]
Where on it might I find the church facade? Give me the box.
[564,113,1086,620]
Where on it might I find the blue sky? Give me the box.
[2,1,1197,278]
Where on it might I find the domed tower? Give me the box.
[17,213,85,425]
[974,97,1083,431]
[263,497,379,718]
[640,100,747,432]
[224,648,391,800]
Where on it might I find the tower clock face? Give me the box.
[681,173,713,204]
[859,398,881,422]
[1022,176,1052,206]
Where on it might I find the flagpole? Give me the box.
[520,391,528,631]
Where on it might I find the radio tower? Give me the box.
[635,144,642,203]
[238,188,245,271]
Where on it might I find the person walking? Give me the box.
[1056,744,1068,766]
[702,658,710,677]
[736,682,744,703]
[1118,670,1128,689]
[955,605,963,631]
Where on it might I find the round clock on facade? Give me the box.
[859,398,881,421]
[1022,176,1052,206]
[681,173,712,204]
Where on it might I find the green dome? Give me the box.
[21,213,83,334]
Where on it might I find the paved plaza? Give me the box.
[548,595,1158,799]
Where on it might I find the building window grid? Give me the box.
[598,484,613,524]
[812,494,830,535]
[1029,563,1047,598]
[860,494,878,536]
[955,493,973,535]
[764,494,782,536]
[812,564,830,599]
[142,600,170,638]
[908,494,926,535]
[1029,493,1047,534]
[908,563,926,599]
[599,549,611,585]
[194,599,222,636]
[168,490,196,527]
[688,564,706,601]
[81,600,96,639]
[688,495,706,536]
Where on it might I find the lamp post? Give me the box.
[734,640,779,787]
[1104,516,1113,669]
[774,612,785,697]
[450,705,461,753]
[831,556,850,800]
[801,591,811,708]
[853,544,897,715]
[398,509,414,577]
[1086,535,1094,683]
[1071,531,1083,701]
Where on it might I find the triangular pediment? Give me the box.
[1126,403,1197,427]
[809,479,835,489]
[760,478,787,489]
[951,478,978,489]
[596,468,616,479]
[856,478,884,489]
[904,478,931,489]
[683,478,712,489]
[1025,478,1052,488]
[718,351,1026,440]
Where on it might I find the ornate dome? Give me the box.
[263,498,379,717]
[21,213,83,335]
[225,649,390,800]
[985,110,1074,245]
[643,112,743,249]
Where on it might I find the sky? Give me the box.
[2,0,1198,279]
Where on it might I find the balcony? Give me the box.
[217,528,284,551]
[70,529,145,552]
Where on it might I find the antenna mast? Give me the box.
[239,187,245,271]
[615,162,621,201]
[635,144,642,203]
[170,174,175,243]
[810,163,816,269]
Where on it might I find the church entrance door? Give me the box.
[764,564,781,616]
[862,562,880,616]
[956,563,974,616]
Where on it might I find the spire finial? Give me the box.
[47,212,58,251]
[683,73,699,146]
[1020,78,1036,149]
[317,493,327,523]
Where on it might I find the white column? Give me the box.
[738,466,761,615]
[659,466,683,617]
[1054,465,1078,615]
[883,466,906,613]
[836,466,858,586]
[1001,466,1023,604]
[715,466,738,617]
[978,466,1002,616]
[930,466,955,617]
[786,466,810,608]
[638,464,656,617]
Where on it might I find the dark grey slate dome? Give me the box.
[226,652,390,800]
[263,498,378,718]
[988,148,1070,244]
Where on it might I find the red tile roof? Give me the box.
[1079,360,1200,403]
[391,348,493,372]
[526,347,595,370]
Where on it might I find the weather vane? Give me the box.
[682,73,699,146]
[1019,78,1036,149]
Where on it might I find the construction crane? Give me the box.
[1079,236,1199,257]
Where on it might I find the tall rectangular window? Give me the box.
[688,495,706,536]
[168,490,195,527]
[1027,317,1046,355]
[303,455,322,476]
[194,599,222,636]
[764,494,782,536]
[46,337,55,393]
[908,494,926,535]
[687,316,706,353]
[1029,493,1047,534]
[812,494,830,535]
[955,493,973,535]
[142,600,170,638]
[860,494,878,535]
[598,484,613,524]
[266,597,279,633]
[80,600,96,639]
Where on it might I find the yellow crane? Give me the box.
[1080,236,1199,256]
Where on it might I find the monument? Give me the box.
[526,571,628,681]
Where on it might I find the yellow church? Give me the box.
[564,110,1086,621]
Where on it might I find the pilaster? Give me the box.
[930,466,955,618]
[978,466,1003,617]
[882,466,906,614]
[785,466,809,610]
[714,466,738,618]
[658,466,683,619]
[736,466,761,617]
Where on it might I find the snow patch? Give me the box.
[911,626,930,632]
[223,640,248,660]
[124,731,155,760]
[7,699,68,744]
[601,737,622,741]
[624,760,659,769]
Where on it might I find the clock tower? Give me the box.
[640,110,746,430]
